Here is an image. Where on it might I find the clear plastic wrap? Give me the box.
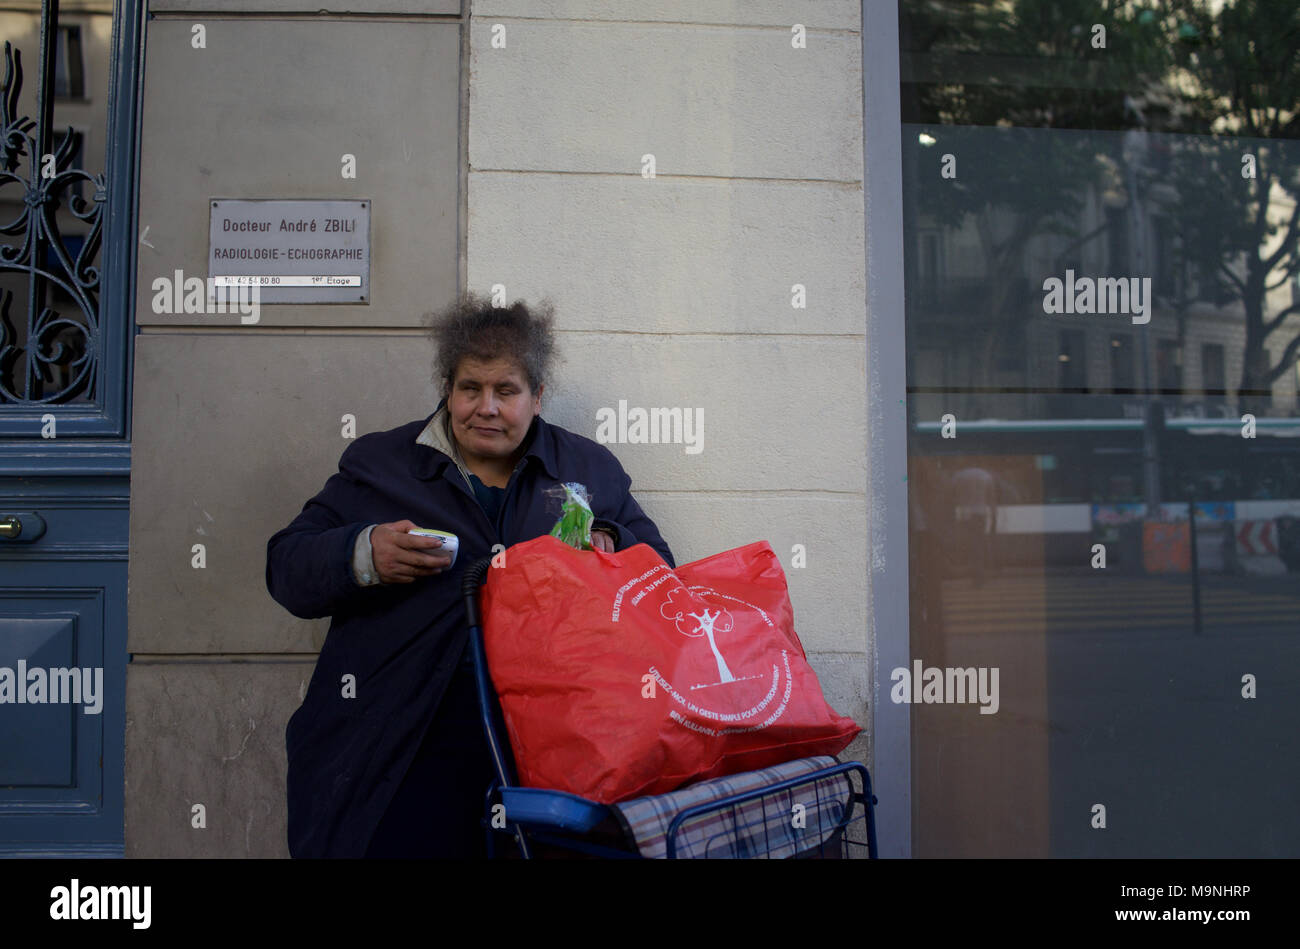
[546,482,594,550]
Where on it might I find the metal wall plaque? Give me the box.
[208,199,370,304]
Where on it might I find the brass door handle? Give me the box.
[0,513,46,542]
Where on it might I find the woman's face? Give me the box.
[447,357,542,465]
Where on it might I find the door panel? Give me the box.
[0,482,128,855]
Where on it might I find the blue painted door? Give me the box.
[0,0,141,856]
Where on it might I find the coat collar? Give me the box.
[412,399,559,482]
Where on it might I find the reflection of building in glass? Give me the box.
[906,131,1300,421]
[0,3,111,405]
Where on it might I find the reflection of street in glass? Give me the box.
[949,466,997,585]
[938,568,1300,638]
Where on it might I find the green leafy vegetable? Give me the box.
[549,482,594,550]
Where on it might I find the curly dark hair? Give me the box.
[425,293,558,396]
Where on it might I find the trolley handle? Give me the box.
[461,556,493,626]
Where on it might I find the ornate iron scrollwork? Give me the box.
[0,38,105,404]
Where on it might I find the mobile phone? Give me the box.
[406,527,459,568]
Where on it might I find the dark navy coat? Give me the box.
[267,407,674,858]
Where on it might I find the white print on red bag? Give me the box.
[645,584,792,735]
[659,586,765,688]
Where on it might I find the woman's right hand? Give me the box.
[371,519,454,584]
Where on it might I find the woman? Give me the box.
[266,295,675,858]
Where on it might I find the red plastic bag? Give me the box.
[480,536,861,803]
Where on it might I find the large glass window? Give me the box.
[900,0,1300,856]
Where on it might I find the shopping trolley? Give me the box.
[461,557,879,859]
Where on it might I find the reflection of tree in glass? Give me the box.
[901,0,1300,415]
[901,0,1172,393]
[902,0,1174,130]
[661,587,736,684]
[1160,0,1300,414]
